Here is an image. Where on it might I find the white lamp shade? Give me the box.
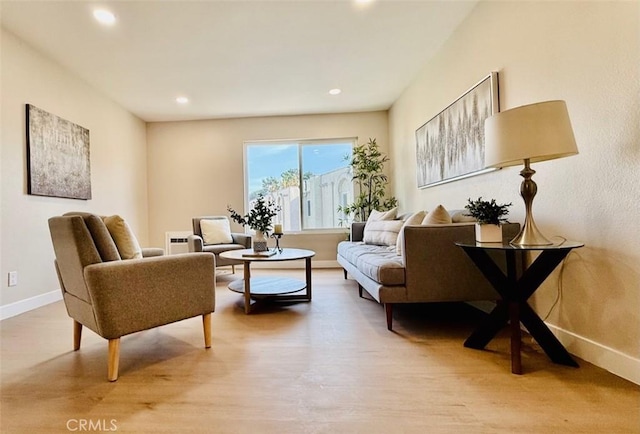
[484,100,578,168]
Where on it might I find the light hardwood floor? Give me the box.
[1,268,638,433]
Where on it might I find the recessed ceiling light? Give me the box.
[176,96,189,104]
[329,88,342,95]
[93,9,116,25]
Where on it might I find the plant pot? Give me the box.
[475,223,502,243]
[252,230,268,252]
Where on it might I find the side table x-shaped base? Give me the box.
[457,241,583,374]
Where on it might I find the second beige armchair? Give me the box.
[188,216,251,272]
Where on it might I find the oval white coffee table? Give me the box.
[219,248,315,314]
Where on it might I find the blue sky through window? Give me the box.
[246,141,352,196]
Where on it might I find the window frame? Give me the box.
[242,137,357,234]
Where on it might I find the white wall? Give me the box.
[389,1,639,382]
[146,111,389,262]
[0,29,149,314]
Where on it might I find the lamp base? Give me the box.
[510,218,552,246]
[510,160,553,246]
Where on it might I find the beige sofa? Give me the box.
[337,214,520,330]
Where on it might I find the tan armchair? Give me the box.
[188,216,251,273]
[48,213,216,381]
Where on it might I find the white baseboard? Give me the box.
[546,323,639,385]
[467,302,638,385]
[1,290,62,321]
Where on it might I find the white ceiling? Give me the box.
[1,0,477,122]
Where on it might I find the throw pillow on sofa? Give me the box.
[422,205,452,225]
[450,209,477,223]
[366,207,397,225]
[363,220,404,246]
[103,215,143,259]
[395,210,426,255]
[363,207,399,246]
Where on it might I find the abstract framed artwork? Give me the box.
[415,72,499,188]
[26,104,92,200]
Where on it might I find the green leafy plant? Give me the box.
[227,194,280,233]
[465,197,512,225]
[337,138,398,224]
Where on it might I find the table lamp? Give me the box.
[484,100,578,246]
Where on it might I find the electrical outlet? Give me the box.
[8,271,18,287]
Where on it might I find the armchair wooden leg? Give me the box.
[73,320,83,351]
[232,265,235,274]
[203,313,212,348]
[343,269,347,279]
[107,338,120,382]
[385,304,393,331]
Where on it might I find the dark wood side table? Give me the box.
[455,240,584,374]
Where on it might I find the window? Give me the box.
[244,138,355,232]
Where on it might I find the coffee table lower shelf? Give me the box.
[228,276,308,299]
[219,248,315,314]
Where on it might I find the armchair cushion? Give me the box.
[203,243,246,255]
[103,215,143,259]
[200,218,233,245]
[63,212,121,261]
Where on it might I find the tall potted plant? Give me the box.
[228,194,279,252]
[338,138,398,224]
[465,197,511,243]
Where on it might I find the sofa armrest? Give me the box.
[231,233,251,248]
[142,247,164,257]
[83,253,216,339]
[188,234,204,252]
[350,222,366,242]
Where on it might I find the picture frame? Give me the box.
[26,104,92,200]
[415,72,499,188]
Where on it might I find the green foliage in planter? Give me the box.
[228,194,279,233]
[337,138,398,224]
[465,197,512,225]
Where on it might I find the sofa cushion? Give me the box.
[103,215,143,260]
[423,205,452,224]
[363,220,404,246]
[396,210,426,255]
[200,218,234,244]
[338,241,404,286]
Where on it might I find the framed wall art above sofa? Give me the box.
[415,71,499,188]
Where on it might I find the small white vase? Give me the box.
[252,230,268,252]
[475,223,503,243]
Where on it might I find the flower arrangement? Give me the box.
[465,197,512,225]
[227,194,279,233]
